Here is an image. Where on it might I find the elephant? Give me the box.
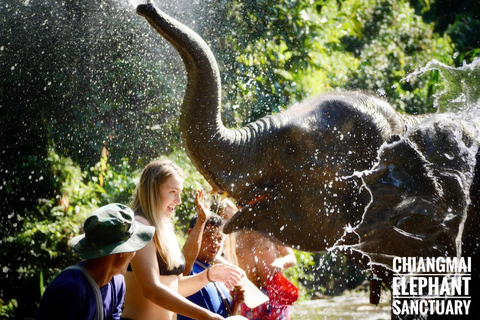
[137,3,480,318]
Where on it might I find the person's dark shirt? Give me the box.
[177,260,231,320]
[35,263,125,320]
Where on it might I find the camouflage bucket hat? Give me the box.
[70,203,155,260]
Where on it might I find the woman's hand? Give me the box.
[205,313,225,320]
[230,285,245,316]
[270,246,296,275]
[195,189,210,223]
[208,264,244,290]
[270,258,285,275]
[232,285,245,303]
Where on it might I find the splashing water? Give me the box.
[126,0,143,8]
[405,58,480,114]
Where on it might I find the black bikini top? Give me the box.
[127,253,186,276]
[157,253,185,276]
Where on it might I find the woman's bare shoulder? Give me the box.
[135,215,151,226]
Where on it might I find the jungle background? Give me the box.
[1,0,479,318]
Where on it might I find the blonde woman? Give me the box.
[122,160,243,320]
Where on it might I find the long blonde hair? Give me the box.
[217,198,239,266]
[131,159,184,269]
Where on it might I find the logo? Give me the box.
[392,257,471,316]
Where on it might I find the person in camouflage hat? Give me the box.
[36,203,155,320]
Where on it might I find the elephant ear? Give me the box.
[336,115,479,270]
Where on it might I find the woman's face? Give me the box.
[159,173,184,219]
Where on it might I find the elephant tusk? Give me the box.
[209,189,227,197]
[220,191,230,201]
[246,194,268,207]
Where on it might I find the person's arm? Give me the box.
[182,189,210,276]
[178,263,244,297]
[272,246,297,270]
[130,217,223,320]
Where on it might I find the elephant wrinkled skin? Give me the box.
[137,4,480,317]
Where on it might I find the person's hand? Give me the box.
[270,258,284,275]
[208,264,244,290]
[195,189,210,223]
[205,313,225,320]
[231,285,245,303]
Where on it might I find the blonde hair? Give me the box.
[131,159,184,269]
[218,198,239,266]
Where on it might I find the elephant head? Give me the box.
[136,4,480,261]
[136,3,417,252]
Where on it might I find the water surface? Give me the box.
[291,290,391,320]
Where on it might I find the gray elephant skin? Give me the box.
[137,3,480,318]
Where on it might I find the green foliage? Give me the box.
[337,0,454,114]
[182,0,479,121]
[218,0,457,117]
[406,0,480,65]
[447,15,480,64]
[219,0,330,124]
[0,146,139,318]
[285,250,318,300]
[305,250,367,296]
[0,298,17,319]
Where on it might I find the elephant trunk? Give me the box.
[137,3,253,193]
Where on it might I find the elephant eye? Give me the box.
[286,143,297,155]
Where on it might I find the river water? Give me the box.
[290,290,391,320]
